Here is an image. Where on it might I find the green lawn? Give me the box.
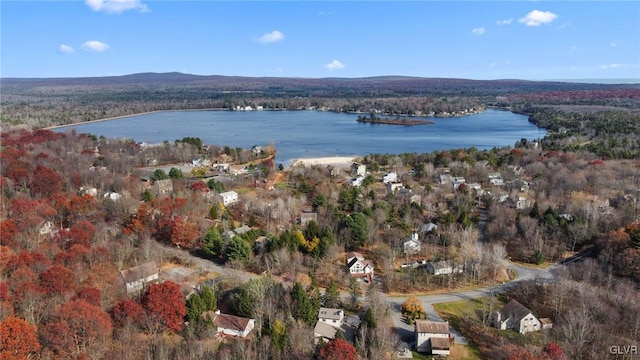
[432,298,496,360]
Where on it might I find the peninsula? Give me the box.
[356,114,435,126]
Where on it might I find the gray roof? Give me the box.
[314,321,338,339]
[120,261,158,283]
[415,320,450,334]
[499,299,533,322]
[318,308,343,321]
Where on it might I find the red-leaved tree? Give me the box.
[0,316,41,360]
[39,265,76,296]
[39,299,112,359]
[111,298,145,328]
[317,339,357,360]
[543,342,566,360]
[142,281,186,333]
[29,165,62,197]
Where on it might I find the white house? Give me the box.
[382,172,398,184]
[351,163,366,177]
[403,233,421,255]
[350,175,364,187]
[119,261,159,294]
[346,252,374,281]
[415,320,451,355]
[387,182,404,193]
[318,308,344,327]
[104,191,122,201]
[451,177,466,190]
[204,310,255,338]
[488,173,504,186]
[492,299,546,334]
[218,191,238,206]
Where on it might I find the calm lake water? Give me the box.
[55,108,545,165]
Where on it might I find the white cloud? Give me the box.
[611,42,617,47]
[58,44,74,54]
[496,18,513,26]
[81,40,110,52]
[85,0,149,14]
[519,10,558,26]
[600,63,622,69]
[324,59,345,71]
[256,30,285,44]
[472,27,486,35]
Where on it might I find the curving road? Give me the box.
[382,260,555,346]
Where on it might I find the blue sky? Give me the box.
[1,1,639,80]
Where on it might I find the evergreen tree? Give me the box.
[202,228,224,257]
[168,167,183,179]
[323,280,341,308]
[290,282,316,326]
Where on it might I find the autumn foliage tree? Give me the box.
[29,165,62,197]
[0,316,41,360]
[401,295,425,323]
[317,339,358,360]
[111,298,145,328]
[39,299,112,358]
[39,265,76,296]
[142,281,186,333]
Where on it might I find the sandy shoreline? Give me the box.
[290,156,358,168]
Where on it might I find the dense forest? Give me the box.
[1,74,639,359]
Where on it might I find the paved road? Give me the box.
[382,260,554,346]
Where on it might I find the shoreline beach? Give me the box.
[289,156,358,168]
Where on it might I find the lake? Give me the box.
[54,108,545,166]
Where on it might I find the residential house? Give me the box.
[403,233,421,255]
[314,321,339,344]
[346,252,375,281]
[387,182,404,193]
[203,310,255,338]
[350,175,364,187]
[415,320,452,355]
[104,191,122,201]
[300,211,318,227]
[252,145,263,156]
[119,261,159,294]
[451,177,466,190]
[419,222,438,235]
[38,221,58,236]
[318,308,344,327]
[466,182,483,195]
[516,195,532,210]
[351,163,366,177]
[488,173,504,186]
[80,186,98,197]
[398,188,421,205]
[382,172,398,184]
[424,260,463,276]
[234,225,252,236]
[153,179,173,196]
[218,191,239,206]
[313,308,360,344]
[492,299,548,334]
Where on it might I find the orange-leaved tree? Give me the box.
[0,316,41,360]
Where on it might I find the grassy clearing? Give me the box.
[433,299,496,360]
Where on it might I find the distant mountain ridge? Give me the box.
[2,72,638,96]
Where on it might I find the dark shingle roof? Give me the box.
[415,320,450,334]
[499,299,533,321]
